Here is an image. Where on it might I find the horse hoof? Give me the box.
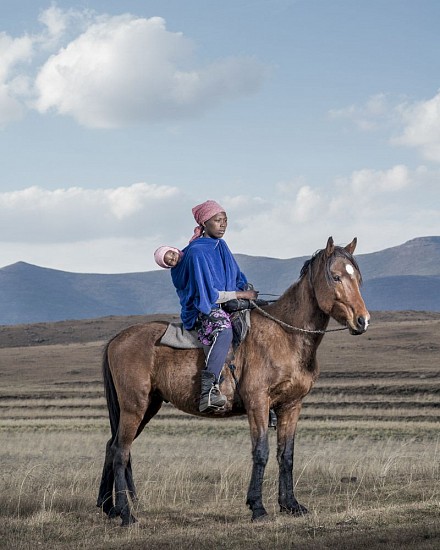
[251,509,269,522]
[252,513,270,523]
[280,503,308,517]
[97,500,118,519]
[121,514,137,527]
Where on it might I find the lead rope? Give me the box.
[250,300,349,335]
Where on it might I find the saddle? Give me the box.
[159,309,251,350]
[158,298,268,349]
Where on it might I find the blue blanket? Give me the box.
[171,238,247,329]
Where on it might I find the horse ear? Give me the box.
[345,237,357,255]
[325,236,335,257]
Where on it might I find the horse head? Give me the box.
[305,236,370,335]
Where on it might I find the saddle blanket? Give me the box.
[160,322,204,349]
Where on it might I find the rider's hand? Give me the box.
[237,289,259,300]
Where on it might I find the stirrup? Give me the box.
[199,384,226,412]
[209,384,226,408]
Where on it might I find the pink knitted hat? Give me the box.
[154,246,181,269]
[190,200,225,241]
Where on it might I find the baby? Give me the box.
[154,245,182,268]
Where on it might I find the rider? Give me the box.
[170,200,258,412]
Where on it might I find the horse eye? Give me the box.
[333,275,341,282]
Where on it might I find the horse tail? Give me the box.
[102,339,120,440]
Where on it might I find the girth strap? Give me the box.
[228,363,240,390]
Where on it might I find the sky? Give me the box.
[0,0,439,273]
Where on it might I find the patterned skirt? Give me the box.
[195,308,232,346]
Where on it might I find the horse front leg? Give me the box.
[246,405,270,521]
[276,402,308,516]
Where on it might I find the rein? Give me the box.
[250,300,349,335]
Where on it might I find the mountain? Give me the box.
[0,236,439,325]
[0,262,175,325]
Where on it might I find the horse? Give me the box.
[97,236,370,525]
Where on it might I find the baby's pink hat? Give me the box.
[190,200,225,242]
[154,246,181,269]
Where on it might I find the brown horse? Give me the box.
[97,237,370,525]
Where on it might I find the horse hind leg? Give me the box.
[97,437,117,517]
[124,393,163,503]
[125,453,136,503]
[112,412,141,526]
[97,439,137,520]
[113,394,163,526]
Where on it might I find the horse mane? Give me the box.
[299,246,363,286]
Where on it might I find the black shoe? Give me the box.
[199,371,227,412]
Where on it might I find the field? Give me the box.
[0,311,439,549]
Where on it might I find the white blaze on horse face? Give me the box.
[345,264,355,277]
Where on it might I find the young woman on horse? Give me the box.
[170,200,258,412]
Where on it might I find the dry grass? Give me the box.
[0,311,439,548]
[0,429,438,549]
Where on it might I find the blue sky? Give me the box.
[1,0,439,272]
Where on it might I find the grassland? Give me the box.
[0,311,439,549]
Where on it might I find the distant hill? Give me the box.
[0,236,439,325]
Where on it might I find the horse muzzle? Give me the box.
[348,315,370,336]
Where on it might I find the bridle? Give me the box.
[250,248,363,335]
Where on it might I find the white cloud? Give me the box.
[0,182,190,244]
[33,13,267,128]
[393,91,440,162]
[0,166,438,273]
[328,93,390,131]
[0,32,34,125]
[292,185,323,223]
[346,165,410,194]
[0,4,81,125]
[330,91,440,164]
[223,165,440,262]
[38,4,71,44]
[0,8,266,128]
[0,32,33,81]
